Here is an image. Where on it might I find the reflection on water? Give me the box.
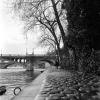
[0,65,40,100]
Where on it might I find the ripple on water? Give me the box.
[0,67,40,100]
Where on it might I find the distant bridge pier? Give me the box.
[26,63,34,71]
[19,58,22,63]
[17,59,19,63]
[14,58,18,62]
[25,59,34,71]
[24,59,26,63]
[26,58,29,63]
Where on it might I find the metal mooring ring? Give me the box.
[14,87,21,95]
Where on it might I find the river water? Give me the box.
[0,65,41,100]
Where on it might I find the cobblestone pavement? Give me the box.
[37,69,100,100]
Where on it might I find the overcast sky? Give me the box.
[0,0,48,55]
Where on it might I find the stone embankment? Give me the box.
[36,68,100,100]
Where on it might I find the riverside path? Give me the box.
[11,69,48,100]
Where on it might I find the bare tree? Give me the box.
[40,30,62,62]
[12,0,68,68]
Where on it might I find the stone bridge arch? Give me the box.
[40,59,55,65]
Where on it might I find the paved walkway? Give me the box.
[11,70,48,100]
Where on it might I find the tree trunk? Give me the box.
[51,27,62,67]
[51,0,69,53]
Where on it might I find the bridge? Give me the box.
[0,54,56,70]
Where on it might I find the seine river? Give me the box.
[0,65,41,100]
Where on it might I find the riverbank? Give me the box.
[11,67,100,100]
[11,68,47,100]
[0,68,42,100]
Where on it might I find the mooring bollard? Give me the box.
[14,87,21,95]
